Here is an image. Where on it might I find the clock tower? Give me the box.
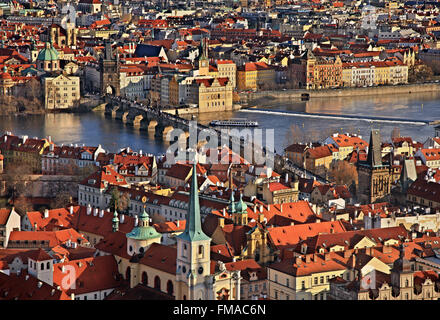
[176,162,212,300]
[198,37,209,77]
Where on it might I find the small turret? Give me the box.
[112,209,119,232]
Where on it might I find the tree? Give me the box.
[284,124,306,147]
[108,187,129,213]
[13,195,33,215]
[50,191,72,209]
[408,64,434,82]
[328,160,358,187]
[391,127,400,140]
[3,163,33,200]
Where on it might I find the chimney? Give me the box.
[93,208,98,216]
[33,222,37,230]
[99,209,104,218]
[325,253,330,261]
[296,256,302,265]
[134,216,138,226]
[285,173,288,183]
[222,208,226,216]
[86,204,92,215]
[37,281,42,289]
[120,214,125,224]
[44,209,49,219]
[305,255,311,263]
[280,204,283,213]
[176,220,180,227]
[69,206,74,215]
[268,204,271,211]
[351,254,356,269]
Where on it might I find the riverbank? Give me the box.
[240,82,440,103]
[0,97,104,117]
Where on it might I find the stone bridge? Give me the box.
[102,95,299,177]
[104,97,193,140]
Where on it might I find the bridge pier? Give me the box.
[122,111,130,123]
[148,120,158,132]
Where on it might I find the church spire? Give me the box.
[177,162,210,242]
[367,129,382,167]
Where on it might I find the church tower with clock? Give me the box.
[197,37,210,77]
[175,162,212,300]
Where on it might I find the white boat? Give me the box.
[209,118,259,127]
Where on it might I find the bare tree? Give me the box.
[328,160,358,187]
[391,127,401,140]
[50,191,73,209]
[13,195,33,215]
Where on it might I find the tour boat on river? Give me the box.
[209,119,259,127]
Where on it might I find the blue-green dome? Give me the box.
[126,208,161,241]
[126,225,161,240]
[235,193,248,214]
[37,42,59,61]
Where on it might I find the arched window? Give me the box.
[154,276,161,291]
[142,272,148,286]
[405,279,409,287]
[199,245,204,257]
[46,262,50,269]
[167,280,174,296]
[125,267,131,281]
[41,263,44,270]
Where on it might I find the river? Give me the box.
[1,91,440,155]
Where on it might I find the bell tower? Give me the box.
[176,162,212,300]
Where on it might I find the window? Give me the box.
[286,279,289,287]
[314,277,318,285]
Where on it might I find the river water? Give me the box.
[1,91,440,155]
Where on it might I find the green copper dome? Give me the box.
[126,225,161,240]
[126,207,161,241]
[235,193,248,214]
[37,42,59,61]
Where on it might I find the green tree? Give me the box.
[109,187,129,213]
